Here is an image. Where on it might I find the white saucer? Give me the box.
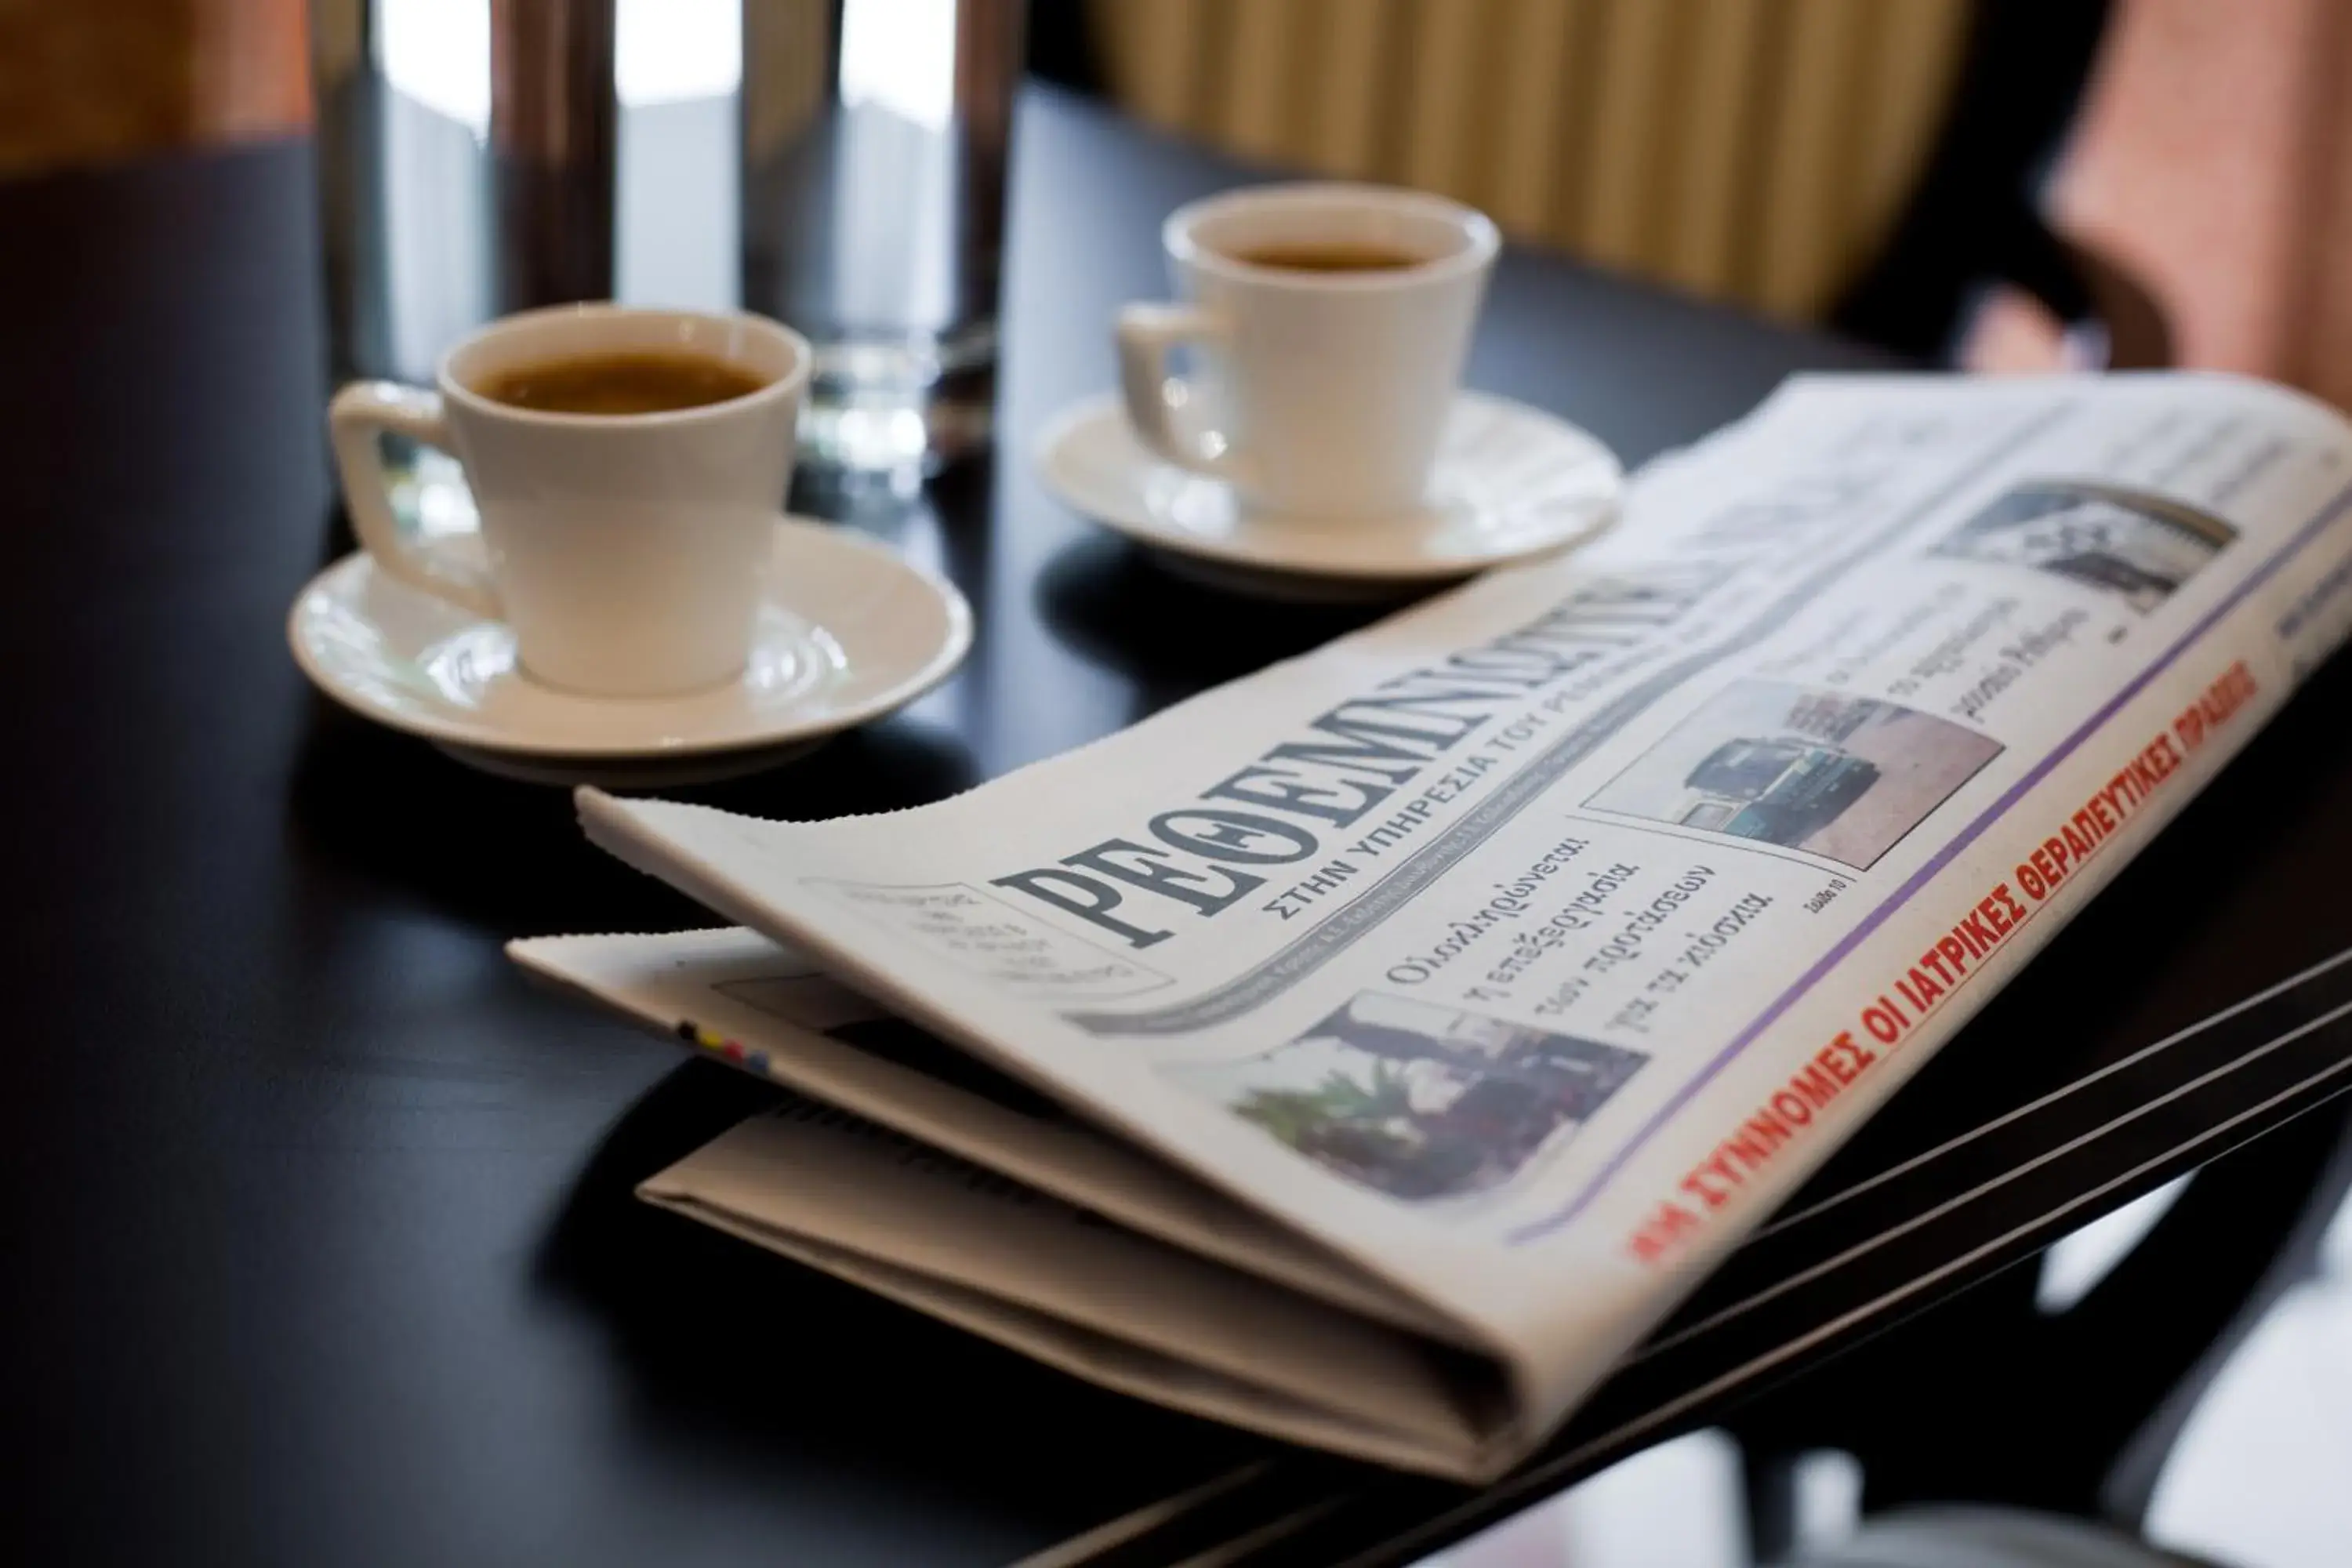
[289,517,972,786]
[1034,390,1621,599]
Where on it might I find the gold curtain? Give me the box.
[1088,0,1972,321]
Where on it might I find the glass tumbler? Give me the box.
[741,0,1025,478]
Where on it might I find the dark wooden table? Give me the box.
[6,88,2352,1567]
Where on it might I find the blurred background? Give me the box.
[7,5,2352,1565]
[9,0,2352,405]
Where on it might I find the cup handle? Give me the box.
[1116,303,1247,483]
[327,381,501,619]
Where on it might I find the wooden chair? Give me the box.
[1065,0,2168,368]
[1083,0,1974,325]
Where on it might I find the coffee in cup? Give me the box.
[328,304,810,698]
[1224,241,1425,274]
[475,351,771,416]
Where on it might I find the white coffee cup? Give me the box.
[328,304,810,698]
[1117,183,1500,520]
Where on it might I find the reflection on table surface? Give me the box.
[1425,1190,2352,1567]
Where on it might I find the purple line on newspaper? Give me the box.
[1508,475,2352,1245]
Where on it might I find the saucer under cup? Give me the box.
[1037,390,1621,594]
[289,518,971,786]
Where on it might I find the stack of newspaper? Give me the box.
[514,374,2352,1481]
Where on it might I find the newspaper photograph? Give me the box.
[527,373,2352,1479]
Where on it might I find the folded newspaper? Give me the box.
[514,374,2352,1480]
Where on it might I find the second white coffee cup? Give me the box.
[328,304,810,699]
[1117,183,1500,521]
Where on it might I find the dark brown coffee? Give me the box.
[1232,241,1426,274]
[476,351,768,415]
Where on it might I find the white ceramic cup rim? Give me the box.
[434,302,812,428]
[1163,182,1501,292]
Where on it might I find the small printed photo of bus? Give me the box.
[1586,680,2003,869]
[1932,480,2237,614]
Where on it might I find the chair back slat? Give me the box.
[1089,0,1972,320]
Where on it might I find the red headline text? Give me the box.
[1624,659,2259,1265]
